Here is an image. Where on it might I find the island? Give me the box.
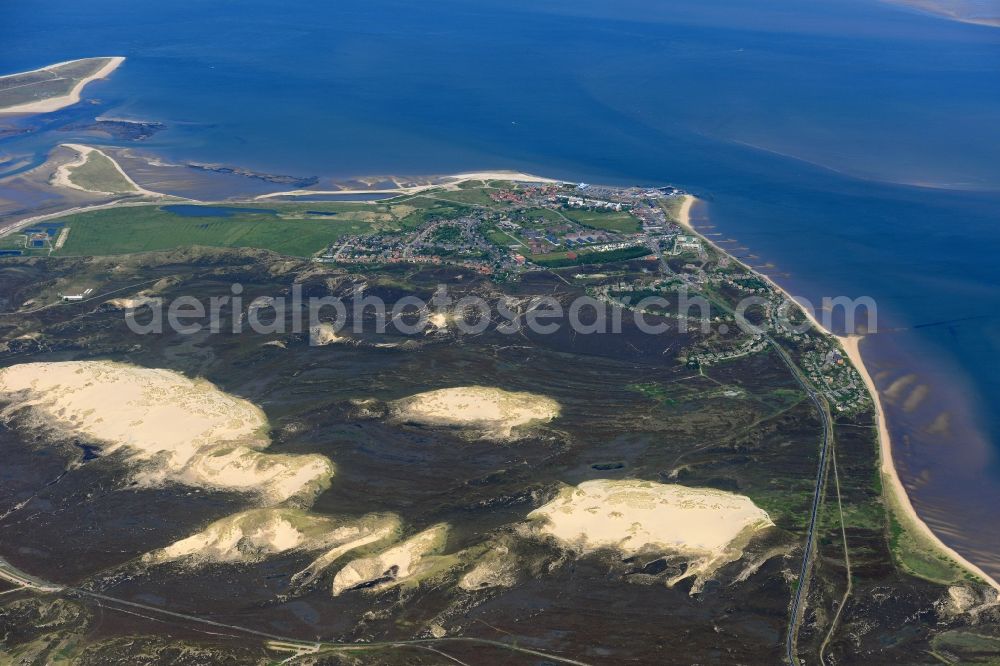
[883,0,1000,27]
[0,155,998,664]
[0,57,125,115]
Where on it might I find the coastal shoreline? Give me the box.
[51,143,164,198]
[2,167,997,590]
[881,0,1000,28]
[840,335,1000,591]
[1,167,556,239]
[680,193,1000,591]
[253,170,562,200]
[0,57,125,115]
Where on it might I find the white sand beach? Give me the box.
[254,170,563,201]
[309,322,349,346]
[840,335,1000,591]
[459,544,518,590]
[680,194,1000,591]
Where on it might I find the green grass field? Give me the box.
[10,192,481,258]
[885,478,970,586]
[397,200,472,229]
[52,206,376,257]
[517,207,565,225]
[560,207,641,233]
[530,245,652,267]
[0,184,551,259]
[421,187,499,206]
[67,151,138,194]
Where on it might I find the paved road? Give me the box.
[0,557,64,593]
[0,557,592,665]
[768,338,834,665]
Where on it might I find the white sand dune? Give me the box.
[291,516,401,588]
[528,479,773,592]
[332,524,449,595]
[144,508,399,566]
[0,361,333,504]
[106,295,158,309]
[390,386,559,439]
[177,446,334,505]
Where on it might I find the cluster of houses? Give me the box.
[686,334,768,367]
[671,234,702,255]
[562,230,615,247]
[801,343,868,412]
[563,196,629,212]
[632,204,668,230]
[319,181,697,276]
[489,184,560,204]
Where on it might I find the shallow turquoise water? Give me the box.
[2,0,1000,573]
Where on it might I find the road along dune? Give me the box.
[528,479,774,593]
[0,360,333,504]
[389,386,560,440]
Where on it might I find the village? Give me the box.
[316,181,869,414]
[319,182,684,276]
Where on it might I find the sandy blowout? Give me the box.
[332,524,449,595]
[144,508,399,566]
[528,479,773,592]
[0,361,332,504]
[390,386,559,439]
[309,323,348,346]
[459,544,518,591]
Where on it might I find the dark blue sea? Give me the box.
[2,0,1000,574]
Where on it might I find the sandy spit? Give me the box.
[254,171,563,201]
[51,143,163,197]
[0,57,125,115]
